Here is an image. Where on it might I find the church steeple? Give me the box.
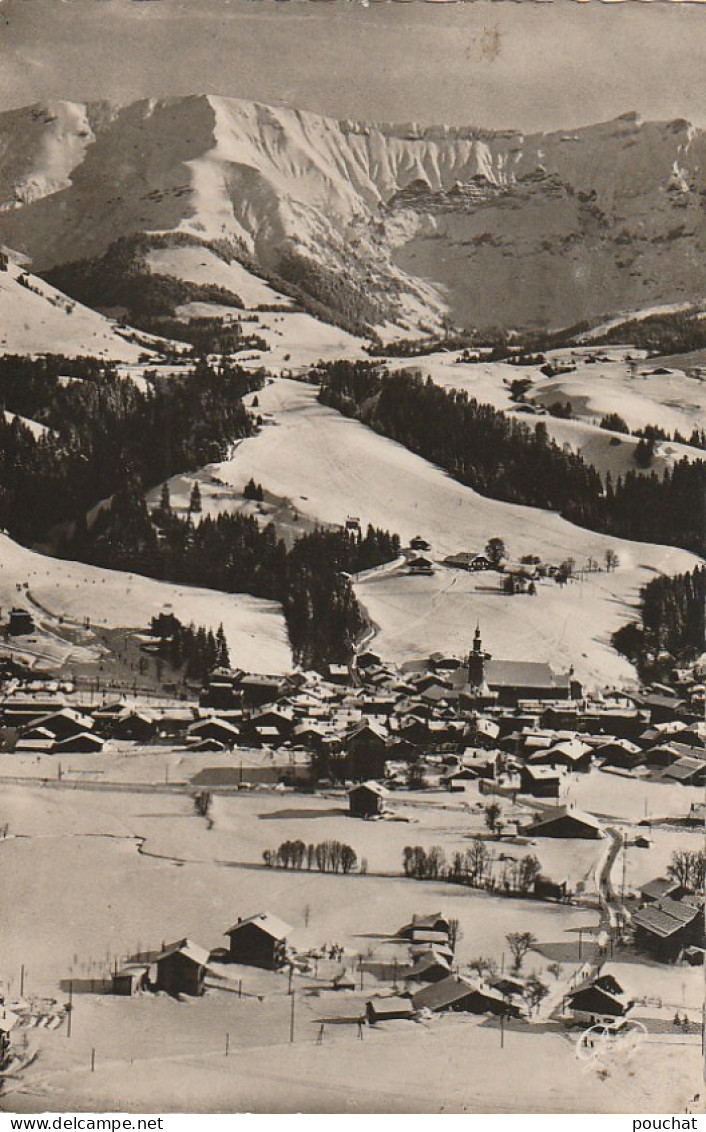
[468,623,491,688]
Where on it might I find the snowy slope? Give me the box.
[0,533,291,674]
[388,351,705,478]
[0,260,156,361]
[195,379,699,687]
[146,245,291,309]
[3,410,49,440]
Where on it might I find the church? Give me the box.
[452,626,581,707]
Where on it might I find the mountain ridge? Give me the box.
[0,94,703,334]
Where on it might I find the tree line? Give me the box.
[0,353,401,666]
[263,839,360,874]
[44,234,246,326]
[71,489,399,669]
[612,566,705,679]
[318,362,705,554]
[592,309,706,356]
[0,354,262,544]
[149,615,230,684]
[402,839,550,898]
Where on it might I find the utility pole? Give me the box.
[500,1011,505,1049]
[289,991,295,1044]
[20,964,24,997]
[225,1032,229,1057]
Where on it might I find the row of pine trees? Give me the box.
[0,354,263,544]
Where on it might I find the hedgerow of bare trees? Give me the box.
[263,839,358,874]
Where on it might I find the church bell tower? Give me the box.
[468,624,491,688]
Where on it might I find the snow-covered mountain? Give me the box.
[0,96,704,332]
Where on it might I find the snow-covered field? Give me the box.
[147,245,292,309]
[531,362,706,436]
[385,351,704,479]
[0,533,291,674]
[356,567,636,687]
[0,262,151,361]
[195,379,698,687]
[0,782,701,1113]
[242,310,366,370]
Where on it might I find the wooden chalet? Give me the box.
[366,996,415,1023]
[53,732,105,754]
[528,739,592,773]
[595,739,645,770]
[345,719,389,778]
[348,779,388,818]
[406,555,434,577]
[565,974,633,1023]
[225,912,291,969]
[28,708,95,741]
[520,765,562,798]
[631,897,704,961]
[112,711,157,741]
[397,913,450,940]
[112,965,149,996]
[412,975,518,1016]
[660,757,706,786]
[403,950,452,984]
[409,536,431,552]
[187,717,240,748]
[442,551,492,572]
[8,608,34,636]
[639,877,685,905]
[154,939,210,996]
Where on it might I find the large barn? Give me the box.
[523,806,603,839]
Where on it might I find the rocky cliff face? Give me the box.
[0,96,703,332]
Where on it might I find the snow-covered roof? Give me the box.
[349,779,388,797]
[225,912,292,940]
[156,938,211,967]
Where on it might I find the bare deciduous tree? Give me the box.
[506,931,537,972]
